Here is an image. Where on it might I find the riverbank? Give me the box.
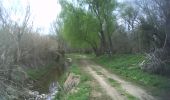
[27,64,62,92]
[24,63,65,100]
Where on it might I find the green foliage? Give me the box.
[58,0,117,54]
[59,0,99,48]
[85,0,117,53]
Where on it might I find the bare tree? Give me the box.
[13,5,31,63]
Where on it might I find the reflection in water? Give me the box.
[47,82,59,100]
[33,67,62,93]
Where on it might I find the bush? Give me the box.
[142,49,170,75]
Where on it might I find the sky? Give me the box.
[2,0,61,34]
[2,0,129,34]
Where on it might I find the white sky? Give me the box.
[2,0,130,34]
[2,0,61,34]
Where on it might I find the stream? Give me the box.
[46,82,59,100]
[31,67,64,100]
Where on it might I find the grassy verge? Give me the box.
[93,54,170,95]
[66,64,92,100]
[57,54,111,100]
[57,64,92,100]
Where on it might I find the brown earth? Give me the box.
[80,59,156,100]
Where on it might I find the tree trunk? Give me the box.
[165,16,170,54]
[164,1,170,55]
[99,29,107,54]
[16,34,22,64]
[107,33,113,55]
[92,47,100,56]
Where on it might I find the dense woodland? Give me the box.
[0,0,170,99]
[56,0,170,74]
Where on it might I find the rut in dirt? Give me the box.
[80,59,156,100]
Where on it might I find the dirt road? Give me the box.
[80,59,155,100]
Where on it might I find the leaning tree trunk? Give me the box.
[164,1,170,55]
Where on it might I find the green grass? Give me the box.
[27,67,49,80]
[108,78,138,100]
[93,54,170,92]
[27,64,57,80]
[57,64,92,100]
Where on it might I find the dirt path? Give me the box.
[87,66,125,100]
[80,59,156,100]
